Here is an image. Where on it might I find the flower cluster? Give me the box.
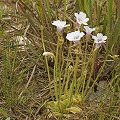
[43,11,107,55]
[54,12,106,48]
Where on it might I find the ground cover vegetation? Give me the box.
[0,0,120,119]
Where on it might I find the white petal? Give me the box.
[102,36,107,41]
[94,40,106,43]
[43,52,51,56]
[75,13,79,18]
[52,20,66,27]
[92,28,95,31]
[79,12,86,19]
[84,26,88,29]
[59,21,66,26]
[83,18,89,23]
[97,33,103,38]
[82,22,88,25]
[80,32,85,37]
[99,40,106,43]
[76,19,82,25]
[64,24,70,27]
[92,36,97,40]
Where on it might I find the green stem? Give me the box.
[64,0,66,21]
[82,37,89,97]
[64,69,70,97]
[54,56,58,101]
[73,46,79,94]
[76,41,83,94]
[54,0,58,20]
[40,25,54,101]
[54,34,60,101]
[62,43,71,92]
[58,45,62,100]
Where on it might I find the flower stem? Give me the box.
[54,34,60,101]
[58,44,62,100]
[40,25,54,101]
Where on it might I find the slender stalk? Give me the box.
[81,36,90,97]
[58,45,62,100]
[76,41,83,94]
[53,33,61,101]
[64,69,70,96]
[62,42,72,92]
[73,46,79,94]
[69,45,80,101]
[40,25,54,100]
[64,0,66,21]
[54,0,58,20]
[54,58,58,101]
[46,0,51,21]
[74,54,79,93]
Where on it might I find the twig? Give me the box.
[12,107,27,118]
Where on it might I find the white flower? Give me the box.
[43,52,53,56]
[66,31,85,46]
[66,31,85,42]
[84,26,95,37]
[52,20,70,33]
[43,52,55,61]
[92,33,107,43]
[92,33,107,48]
[75,12,89,27]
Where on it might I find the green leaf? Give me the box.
[5,117,10,120]
[65,106,83,114]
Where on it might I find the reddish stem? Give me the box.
[93,56,104,79]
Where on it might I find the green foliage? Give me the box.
[46,94,82,119]
[1,40,18,107]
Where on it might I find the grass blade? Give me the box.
[112,6,120,46]
[107,0,113,50]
